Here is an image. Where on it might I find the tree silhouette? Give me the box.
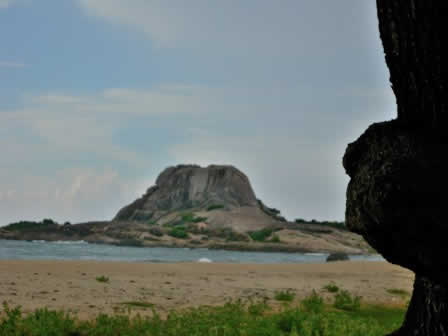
[344,1,448,335]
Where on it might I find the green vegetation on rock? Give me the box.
[168,226,189,239]
[207,204,225,211]
[181,212,207,224]
[248,228,274,242]
[294,218,347,231]
[4,219,58,231]
[270,234,281,243]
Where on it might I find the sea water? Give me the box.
[0,239,384,263]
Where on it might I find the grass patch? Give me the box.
[119,301,154,309]
[270,234,281,243]
[0,297,406,336]
[168,226,189,239]
[95,276,109,283]
[301,290,324,313]
[181,212,207,223]
[274,290,296,302]
[207,204,225,211]
[386,288,410,298]
[333,290,361,311]
[248,228,274,242]
[323,282,339,293]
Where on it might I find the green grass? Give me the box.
[168,227,189,239]
[386,288,410,298]
[0,295,405,336]
[95,276,109,283]
[333,290,361,311]
[301,290,324,313]
[274,290,296,302]
[323,283,340,293]
[181,212,207,223]
[207,204,225,211]
[270,234,281,243]
[119,301,154,309]
[248,228,274,242]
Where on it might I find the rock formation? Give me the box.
[326,252,349,263]
[344,2,448,335]
[114,164,258,222]
[1,164,373,254]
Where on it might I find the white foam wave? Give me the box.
[304,253,326,256]
[52,240,87,244]
[197,257,212,263]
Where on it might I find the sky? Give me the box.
[0,0,396,225]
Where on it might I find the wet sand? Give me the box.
[0,260,414,319]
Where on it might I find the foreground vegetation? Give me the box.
[0,292,405,336]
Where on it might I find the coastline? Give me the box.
[0,260,414,319]
[0,237,374,255]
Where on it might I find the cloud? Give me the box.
[0,167,144,224]
[0,0,13,8]
[0,0,27,9]
[169,130,350,221]
[0,61,27,68]
[1,81,395,224]
[75,0,381,60]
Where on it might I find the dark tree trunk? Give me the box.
[388,276,448,336]
[347,1,448,335]
[376,0,448,132]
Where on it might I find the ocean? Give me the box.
[0,239,384,263]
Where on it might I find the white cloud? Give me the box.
[75,0,379,58]
[0,167,144,224]
[0,61,26,67]
[1,81,395,224]
[0,0,13,8]
[169,130,350,221]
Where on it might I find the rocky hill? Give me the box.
[114,164,283,232]
[0,164,373,254]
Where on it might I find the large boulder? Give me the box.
[114,164,258,222]
[326,252,349,262]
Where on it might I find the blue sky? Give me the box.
[0,0,395,225]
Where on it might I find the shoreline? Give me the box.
[0,238,374,255]
[0,260,414,319]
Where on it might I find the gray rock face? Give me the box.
[114,164,258,221]
[326,252,349,262]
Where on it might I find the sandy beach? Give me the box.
[0,260,414,319]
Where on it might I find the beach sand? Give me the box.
[0,260,414,319]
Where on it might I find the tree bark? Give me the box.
[376,0,448,131]
[388,275,448,336]
[363,2,448,335]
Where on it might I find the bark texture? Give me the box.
[344,1,448,335]
[377,0,448,131]
[394,276,448,336]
